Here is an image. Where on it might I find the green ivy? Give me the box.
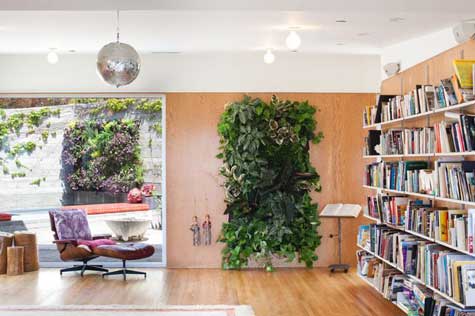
[217,95,323,270]
[30,178,43,186]
[15,159,30,170]
[9,141,37,156]
[41,131,49,142]
[136,99,162,114]
[87,98,163,116]
[11,171,26,179]
[151,122,162,134]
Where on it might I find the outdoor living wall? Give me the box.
[0,97,163,211]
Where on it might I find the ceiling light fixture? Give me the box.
[263,49,275,64]
[286,29,301,52]
[336,19,347,23]
[47,48,59,64]
[336,42,345,46]
[97,10,141,88]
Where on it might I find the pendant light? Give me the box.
[47,49,59,64]
[285,30,301,52]
[263,49,275,64]
[97,10,141,87]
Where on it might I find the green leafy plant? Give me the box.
[11,171,26,179]
[87,98,162,117]
[30,178,42,186]
[9,141,37,156]
[151,122,162,134]
[41,131,49,142]
[136,99,162,114]
[217,95,323,270]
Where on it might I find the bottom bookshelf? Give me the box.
[356,273,408,315]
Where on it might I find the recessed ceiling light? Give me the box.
[336,19,348,23]
[336,42,345,46]
[68,49,76,53]
[357,32,369,37]
[389,17,405,23]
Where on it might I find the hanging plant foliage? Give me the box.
[217,95,323,270]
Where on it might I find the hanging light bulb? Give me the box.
[263,49,275,64]
[47,49,59,64]
[285,30,301,52]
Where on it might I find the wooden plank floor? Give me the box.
[0,268,403,316]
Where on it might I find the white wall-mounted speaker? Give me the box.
[453,22,475,44]
[383,62,400,77]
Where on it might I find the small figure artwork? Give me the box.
[190,216,201,246]
[202,214,212,246]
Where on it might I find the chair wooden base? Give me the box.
[102,260,146,280]
[60,260,108,277]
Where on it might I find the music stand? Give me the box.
[320,204,361,273]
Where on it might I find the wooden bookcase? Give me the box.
[358,39,475,313]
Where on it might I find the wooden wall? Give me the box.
[381,40,475,95]
[166,93,374,268]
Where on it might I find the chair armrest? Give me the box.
[92,234,112,240]
[53,239,78,246]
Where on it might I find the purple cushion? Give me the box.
[51,209,92,241]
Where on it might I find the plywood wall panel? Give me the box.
[381,39,475,95]
[166,93,374,268]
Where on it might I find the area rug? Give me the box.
[0,305,255,316]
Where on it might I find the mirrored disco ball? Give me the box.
[96,42,141,87]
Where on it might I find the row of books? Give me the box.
[358,224,475,306]
[405,204,475,253]
[365,160,475,202]
[365,194,475,254]
[365,161,433,194]
[364,112,475,156]
[366,194,408,226]
[363,62,475,127]
[357,249,475,315]
[435,112,475,153]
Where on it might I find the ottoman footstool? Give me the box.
[93,243,155,280]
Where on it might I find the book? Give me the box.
[365,130,381,156]
[321,203,361,217]
[453,60,475,89]
[461,264,475,306]
[441,78,459,106]
[452,74,465,104]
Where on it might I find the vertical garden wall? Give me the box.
[217,95,323,270]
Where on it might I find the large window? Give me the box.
[0,96,165,266]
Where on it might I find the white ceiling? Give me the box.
[0,0,474,54]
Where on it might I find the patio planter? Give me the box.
[62,191,128,206]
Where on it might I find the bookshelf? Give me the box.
[359,45,475,314]
[363,152,475,159]
[356,273,408,313]
[363,100,475,130]
[363,185,475,207]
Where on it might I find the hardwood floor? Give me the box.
[0,268,402,316]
